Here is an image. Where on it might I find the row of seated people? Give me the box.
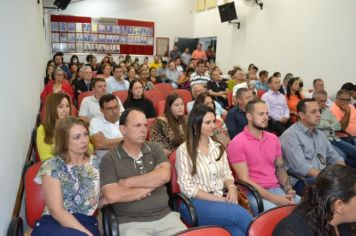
[33,79,354,232]
[30,97,356,236]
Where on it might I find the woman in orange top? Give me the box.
[286,77,304,123]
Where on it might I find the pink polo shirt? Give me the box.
[330,104,356,136]
[227,127,281,189]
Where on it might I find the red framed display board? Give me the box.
[50,15,154,55]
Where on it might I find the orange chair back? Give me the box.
[256,89,266,98]
[112,90,128,104]
[227,91,233,109]
[157,100,166,116]
[145,90,165,111]
[77,91,95,109]
[247,204,296,236]
[175,226,232,236]
[168,151,180,194]
[25,162,45,229]
[146,117,156,141]
[153,83,174,98]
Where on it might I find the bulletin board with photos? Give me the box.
[50,15,155,55]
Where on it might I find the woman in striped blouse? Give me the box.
[176,104,252,236]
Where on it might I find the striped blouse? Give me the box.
[176,138,234,198]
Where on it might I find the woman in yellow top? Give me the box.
[286,77,304,123]
[37,93,72,161]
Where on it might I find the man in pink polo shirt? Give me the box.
[227,100,300,216]
[330,89,356,137]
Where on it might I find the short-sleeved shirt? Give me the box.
[100,142,171,223]
[35,155,100,216]
[79,95,124,120]
[106,76,129,93]
[227,127,281,189]
[189,72,210,86]
[89,116,123,159]
[330,103,356,136]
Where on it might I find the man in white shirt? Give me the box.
[305,79,333,107]
[79,77,124,124]
[89,94,123,159]
[106,66,130,94]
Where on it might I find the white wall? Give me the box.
[194,0,356,95]
[55,0,195,62]
[0,0,50,234]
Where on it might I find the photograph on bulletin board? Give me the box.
[59,33,68,42]
[59,43,68,53]
[90,34,98,43]
[51,33,59,43]
[68,43,76,52]
[51,22,59,32]
[52,43,60,53]
[68,23,75,32]
[59,22,67,32]
[76,33,83,42]
[68,33,76,42]
[98,24,106,33]
[75,23,82,32]
[83,33,91,42]
[83,23,91,32]
[76,42,84,53]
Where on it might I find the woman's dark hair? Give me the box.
[69,54,79,65]
[193,92,216,111]
[164,93,187,147]
[125,79,147,103]
[298,164,356,236]
[286,77,302,100]
[186,104,224,175]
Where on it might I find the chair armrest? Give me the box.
[101,205,119,236]
[7,217,23,236]
[235,180,264,215]
[287,171,308,187]
[172,192,199,227]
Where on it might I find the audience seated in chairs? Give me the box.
[150,93,187,157]
[40,67,74,103]
[176,104,253,236]
[227,100,300,216]
[226,88,254,139]
[100,108,187,236]
[254,70,269,92]
[273,164,356,236]
[37,93,71,161]
[43,60,55,85]
[286,77,304,123]
[89,94,123,159]
[330,89,356,139]
[79,77,124,124]
[262,76,293,136]
[32,116,101,236]
[314,90,356,167]
[123,79,156,118]
[148,67,163,85]
[106,66,129,94]
[279,73,293,95]
[189,60,210,87]
[305,79,333,107]
[280,99,345,195]
[165,61,181,88]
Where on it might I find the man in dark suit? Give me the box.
[73,65,93,100]
[279,73,293,95]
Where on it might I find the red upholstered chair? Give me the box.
[77,91,94,109]
[25,162,45,229]
[227,91,233,109]
[145,90,165,111]
[112,90,128,104]
[168,151,198,227]
[175,226,232,236]
[156,100,166,116]
[146,117,156,141]
[246,204,296,236]
[153,83,174,98]
[256,89,266,98]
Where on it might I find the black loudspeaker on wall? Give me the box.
[53,0,71,10]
